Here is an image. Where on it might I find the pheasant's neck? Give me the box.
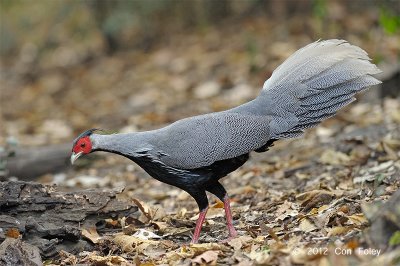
[90,133,153,156]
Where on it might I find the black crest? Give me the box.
[73,128,102,146]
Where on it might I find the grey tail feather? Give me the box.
[258,39,382,139]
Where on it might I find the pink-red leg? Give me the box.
[191,207,209,244]
[223,195,237,239]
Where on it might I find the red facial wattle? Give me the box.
[73,136,92,154]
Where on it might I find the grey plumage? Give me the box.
[90,39,381,170]
[260,40,381,138]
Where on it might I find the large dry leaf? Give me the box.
[347,214,369,226]
[81,227,101,244]
[327,226,353,237]
[191,250,219,265]
[132,198,153,222]
[299,218,317,233]
[83,254,133,266]
[151,221,169,232]
[142,245,168,260]
[227,235,253,250]
[113,234,159,253]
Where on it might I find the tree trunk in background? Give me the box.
[2,143,71,181]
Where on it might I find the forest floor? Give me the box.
[47,98,400,265]
[1,12,400,266]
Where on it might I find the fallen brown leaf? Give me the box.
[327,226,353,237]
[113,234,159,253]
[297,190,335,212]
[132,198,153,222]
[5,228,20,239]
[191,250,219,265]
[227,235,253,250]
[347,214,369,226]
[299,218,317,233]
[82,227,101,244]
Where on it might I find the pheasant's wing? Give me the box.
[151,112,272,169]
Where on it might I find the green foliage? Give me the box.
[261,245,270,252]
[312,0,327,19]
[379,7,400,35]
[312,0,328,37]
[389,231,400,246]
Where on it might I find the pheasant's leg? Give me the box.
[191,207,209,244]
[223,195,237,238]
[189,189,209,244]
[205,182,238,241]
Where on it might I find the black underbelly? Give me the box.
[131,153,250,191]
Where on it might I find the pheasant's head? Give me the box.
[70,128,98,164]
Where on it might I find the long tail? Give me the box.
[258,39,382,139]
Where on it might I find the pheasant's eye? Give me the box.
[80,143,86,148]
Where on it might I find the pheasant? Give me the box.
[71,40,381,243]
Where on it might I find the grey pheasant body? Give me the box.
[72,39,381,243]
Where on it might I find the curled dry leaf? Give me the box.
[82,227,102,244]
[132,198,153,222]
[151,221,169,232]
[113,234,159,253]
[131,198,167,223]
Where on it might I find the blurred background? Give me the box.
[0,0,399,179]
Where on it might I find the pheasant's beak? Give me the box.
[70,152,83,165]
